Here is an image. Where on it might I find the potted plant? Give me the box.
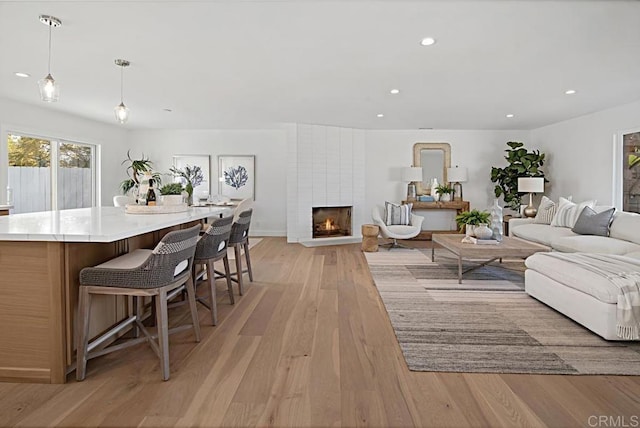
[169,164,204,205]
[159,183,184,205]
[490,141,546,212]
[435,184,455,202]
[120,150,162,195]
[455,209,491,237]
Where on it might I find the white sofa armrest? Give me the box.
[508,217,534,236]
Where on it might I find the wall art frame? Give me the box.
[218,155,255,200]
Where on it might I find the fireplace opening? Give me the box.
[312,206,352,238]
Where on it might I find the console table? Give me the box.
[403,200,470,240]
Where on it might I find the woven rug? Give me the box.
[364,247,640,375]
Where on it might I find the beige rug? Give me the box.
[365,247,640,375]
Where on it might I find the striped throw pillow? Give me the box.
[533,196,557,225]
[550,197,596,228]
[384,202,413,226]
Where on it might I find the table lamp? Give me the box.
[517,177,545,217]
[402,167,423,201]
[447,165,468,201]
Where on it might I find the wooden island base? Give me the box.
[0,222,199,383]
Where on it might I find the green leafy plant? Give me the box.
[120,150,162,194]
[629,154,640,169]
[435,184,454,195]
[490,141,546,211]
[159,183,184,195]
[455,209,491,231]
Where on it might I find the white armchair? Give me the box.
[372,205,423,249]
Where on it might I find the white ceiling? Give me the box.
[1,0,639,130]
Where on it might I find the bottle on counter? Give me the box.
[146,179,157,206]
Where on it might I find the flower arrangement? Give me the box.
[455,209,491,231]
[169,164,204,205]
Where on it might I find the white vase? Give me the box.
[490,198,504,241]
[475,223,493,240]
[465,224,475,237]
[440,193,451,202]
[430,178,439,198]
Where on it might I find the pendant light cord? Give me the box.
[120,65,124,103]
[47,23,52,74]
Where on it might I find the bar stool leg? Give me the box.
[76,287,92,381]
[185,276,201,342]
[244,241,253,282]
[234,245,244,296]
[206,260,217,325]
[223,254,234,304]
[156,289,170,381]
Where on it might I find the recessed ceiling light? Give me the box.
[420,37,436,46]
[565,89,576,95]
[14,72,30,78]
[506,114,515,118]
[390,89,400,95]
[377,113,384,118]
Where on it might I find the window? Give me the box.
[7,133,97,213]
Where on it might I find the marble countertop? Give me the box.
[0,206,232,242]
[0,205,12,210]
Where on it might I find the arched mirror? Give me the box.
[413,142,451,195]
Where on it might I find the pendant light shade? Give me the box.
[114,59,130,124]
[38,15,62,102]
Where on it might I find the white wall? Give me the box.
[365,129,531,228]
[530,99,640,207]
[127,128,288,236]
[0,98,128,207]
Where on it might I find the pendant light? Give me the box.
[114,59,130,124]
[38,15,62,102]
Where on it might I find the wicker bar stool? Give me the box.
[215,209,253,296]
[76,225,202,381]
[193,215,234,325]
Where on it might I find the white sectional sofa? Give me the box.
[509,208,640,340]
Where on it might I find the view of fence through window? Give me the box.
[7,134,95,213]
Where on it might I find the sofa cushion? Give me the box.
[610,211,640,245]
[551,235,640,255]
[533,196,557,225]
[571,206,615,236]
[625,252,640,261]
[525,253,640,304]
[550,197,596,228]
[511,223,576,246]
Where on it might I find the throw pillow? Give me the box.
[550,197,596,228]
[533,196,557,225]
[384,202,413,226]
[572,206,615,236]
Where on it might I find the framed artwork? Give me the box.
[172,154,211,199]
[622,130,640,213]
[218,155,255,200]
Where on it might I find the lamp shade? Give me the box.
[447,166,468,183]
[517,177,545,193]
[402,166,423,182]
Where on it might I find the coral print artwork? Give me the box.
[218,155,255,200]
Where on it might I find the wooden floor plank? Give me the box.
[0,237,638,428]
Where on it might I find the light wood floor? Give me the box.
[1,237,639,427]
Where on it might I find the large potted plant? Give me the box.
[490,141,546,212]
[120,150,162,195]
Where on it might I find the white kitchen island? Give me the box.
[0,206,231,383]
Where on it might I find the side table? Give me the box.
[361,224,379,252]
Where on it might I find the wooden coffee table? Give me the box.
[431,234,549,284]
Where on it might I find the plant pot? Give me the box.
[440,193,451,202]
[474,223,493,240]
[465,224,475,238]
[161,194,184,206]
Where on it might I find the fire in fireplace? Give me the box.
[312,206,352,238]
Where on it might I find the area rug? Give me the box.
[364,248,640,375]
